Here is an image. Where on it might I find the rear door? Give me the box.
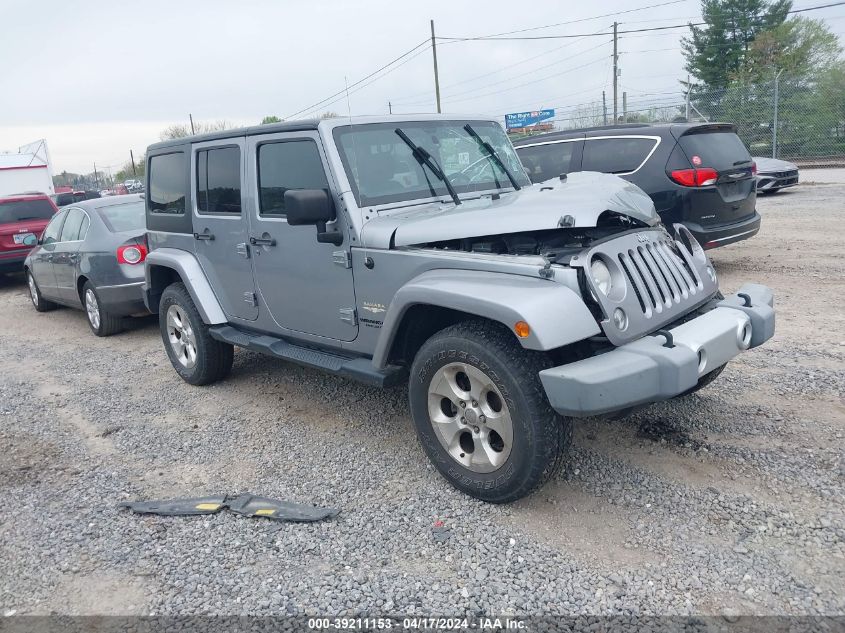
[52,207,89,302]
[191,139,258,321]
[246,131,358,341]
[672,127,756,226]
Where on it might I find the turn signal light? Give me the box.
[514,321,531,338]
[117,243,148,265]
[669,168,719,187]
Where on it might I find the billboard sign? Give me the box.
[505,109,555,130]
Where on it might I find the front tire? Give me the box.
[159,282,233,386]
[409,320,571,503]
[83,281,124,337]
[27,270,57,312]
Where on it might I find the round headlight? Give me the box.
[590,259,612,295]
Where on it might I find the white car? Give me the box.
[754,157,799,193]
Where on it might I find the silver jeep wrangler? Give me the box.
[143,115,775,503]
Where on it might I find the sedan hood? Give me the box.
[361,171,658,249]
[753,156,798,173]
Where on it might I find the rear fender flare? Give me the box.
[144,248,226,324]
[372,269,600,368]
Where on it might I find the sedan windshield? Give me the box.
[333,120,530,207]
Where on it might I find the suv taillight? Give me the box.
[669,168,719,187]
[117,243,147,264]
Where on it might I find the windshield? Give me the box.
[333,120,530,207]
[97,201,145,232]
[0,199,56,223]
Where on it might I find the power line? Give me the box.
[439,2,845,41]
[283,39,429,120]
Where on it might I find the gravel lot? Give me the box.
[1,176,843,618]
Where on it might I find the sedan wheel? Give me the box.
[85,288,101,329]
[28,274,39,308]
[166,304,198,369]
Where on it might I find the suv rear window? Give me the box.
[97,201,146,232]
[677,131,751,170]
[582,137,656,174]
[149,152,186,214]
[517,141,578,184]
[0,199,56,224]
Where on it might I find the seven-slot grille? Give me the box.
[575,227,718,345]
[617,237,702,318]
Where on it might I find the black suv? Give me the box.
[513,123,760,249]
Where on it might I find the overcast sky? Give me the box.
[1,0,842,175]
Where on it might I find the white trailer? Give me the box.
[0,139,55,197]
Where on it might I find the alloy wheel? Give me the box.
[426,362,514,473]
[166,304,197,368]
[85,289,100,329]
[27,274,38,307]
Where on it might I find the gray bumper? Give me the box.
[539,283,775,417]
[97,281,148,316]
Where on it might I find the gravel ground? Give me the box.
[1,179,843,618]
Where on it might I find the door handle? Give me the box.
[194,232,215,241]
[249,236,276,247]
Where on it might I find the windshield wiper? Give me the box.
[463,124,522,191]
[394,128,461,206]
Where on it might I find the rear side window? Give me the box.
[0,199,56,223]
[98,201,146,232]
[677,131,752,171]
[517,142,578,184]
[196,146,241,214]
[258,140,328,216]
[149,152,186,214]
[59,208,87,241]
[582,137,657,174]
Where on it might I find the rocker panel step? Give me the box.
[208,325,406,388]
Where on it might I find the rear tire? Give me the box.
[83,281,124,337]
[159,282,233,385]
[26,270,57,312]
[408,319,571,503]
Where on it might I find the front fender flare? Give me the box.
[144,248,226,324]
[372,269,600,369]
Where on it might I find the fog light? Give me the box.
[514,321,531,338]
[612,308,628,331]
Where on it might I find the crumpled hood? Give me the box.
[360,171,658,249]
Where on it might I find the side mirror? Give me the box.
[284,189,342,245]
[23,234,38,247]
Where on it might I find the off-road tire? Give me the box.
[26,270,57,312]
[159,282,233,385]
[82,281,124,337]
[409,319,571,503]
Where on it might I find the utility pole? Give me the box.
[388,101,393,114]
[685,75,691,122]
[430,19,442,114]
[772,69,784,159]
[93,162,99,189]
[612,21,618,123]
[622,91,627,123]
[130,150,137,177]
[189,113,196,135]
[602,91,607,125]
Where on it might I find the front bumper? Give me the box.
[756,173,799,191]
[539,283,775,417]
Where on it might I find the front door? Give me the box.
[246,132,357,341]
[52,207,88,302]
[191,138,258,321]
[31,209,66,299]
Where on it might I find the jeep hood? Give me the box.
[360,171,658,249]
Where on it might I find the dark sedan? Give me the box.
[23,194,150,336]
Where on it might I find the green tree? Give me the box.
[743,17,842,82]
[261,115,283,124]
[682,0,791,89]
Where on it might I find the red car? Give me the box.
[0,193,59,272]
